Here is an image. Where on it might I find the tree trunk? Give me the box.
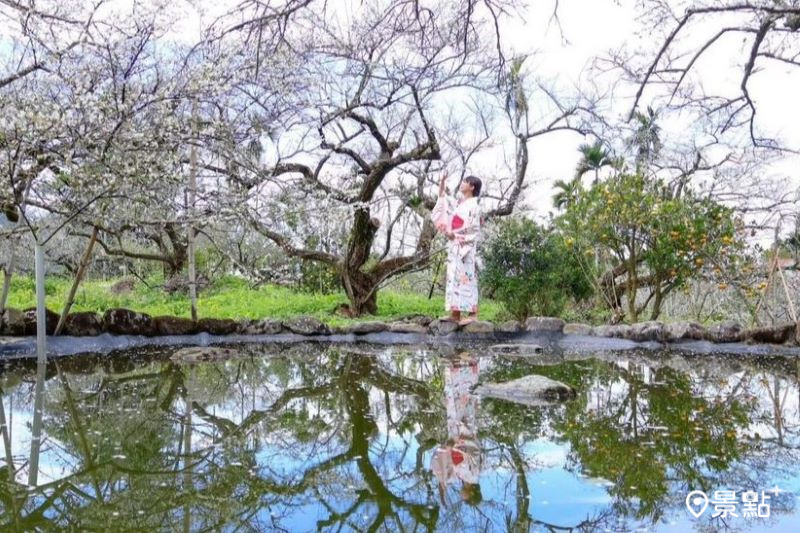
[54,227,98,336]
[341,208,381,316]
[650,287,663,321]
[162,222,189,279]
[342,271,379,316]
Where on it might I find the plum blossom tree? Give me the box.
[202,0,594,315]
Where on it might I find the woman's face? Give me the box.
[459,180,474,196]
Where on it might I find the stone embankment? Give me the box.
[1,307,796,347]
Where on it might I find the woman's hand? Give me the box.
[445,231,456,241]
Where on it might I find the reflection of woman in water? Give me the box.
[430,352,482,506]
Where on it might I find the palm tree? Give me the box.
[504,56,529,133]
[575,140,613,184]
[628,106,662,171]
[552,178,581,210]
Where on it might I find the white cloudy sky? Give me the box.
[504,0,800,217]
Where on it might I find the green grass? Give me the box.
[4,275,505,326]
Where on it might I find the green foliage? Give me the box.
[5,274,503,327]
[558,173,742,321]
[480,357,753,520]
[290,236,341,295]
[193,245,225,275]
[296,259,340,294]
[480,217,593,321]
[575,140,615,182]
[552,178,581,210]
[628,106,662,170]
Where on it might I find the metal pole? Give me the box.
[29,243,47,486]
[188,102,198,322]
[27,358,46,487]
[35,242,46,365]
[182,366,193,533]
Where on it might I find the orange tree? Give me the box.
[557,173,742,322]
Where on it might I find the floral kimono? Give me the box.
[432,195,481,314]
[430,355,482,503]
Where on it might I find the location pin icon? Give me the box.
[686,490,709,518]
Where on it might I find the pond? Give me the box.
[1,342,798,532]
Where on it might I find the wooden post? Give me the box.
[54,226,98,335]
[428,253,444,300]
[754,249,779,322]
[775,262,800,343]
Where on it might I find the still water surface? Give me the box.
[0,343,798,532]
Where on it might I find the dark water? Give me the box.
[0,343,798,532]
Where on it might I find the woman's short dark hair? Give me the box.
[464,175,482,197]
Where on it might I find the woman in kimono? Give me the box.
[432,174,482,326]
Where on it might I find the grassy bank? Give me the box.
[4,275,505,326]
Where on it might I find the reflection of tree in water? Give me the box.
[482,354,799,529]
[0,347,447,531]
[0,346,798,531]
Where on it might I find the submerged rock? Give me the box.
[475,374,576,406]
[170,346,244,362]
[490,343,543,357]
[102,308,157,336]
[563,323,592,336]
[154,316,197,336]
[63,312,103,336]
[524,316,565,333]
[283,316,330,335]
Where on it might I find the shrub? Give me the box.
[480,217,593,321]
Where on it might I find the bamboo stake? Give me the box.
[775,261,800,343]
[754,250,779,322]
[54,226,98,335]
